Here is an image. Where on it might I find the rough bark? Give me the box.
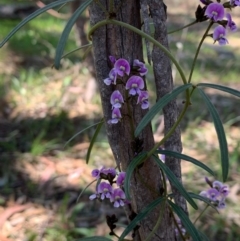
[149,0,188,215]
[89,1,175,240]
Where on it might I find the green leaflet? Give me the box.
[0,0,75,47]
[124,152,148,200]
[86,119,104,164]
[197,88,229,182]
[152,155,198,209]
[118,197,166,241]
[168,200,202,241]
[134,84,192,137]
[156,150,214,175]
[197,83,240,98]
[54,0,93,69]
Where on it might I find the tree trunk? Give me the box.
[89,1,179,240]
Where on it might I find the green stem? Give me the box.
[144,199,167,241]
[109,0,114,13]
[88,19,188,85]
[171,207,186,241]
[168,20,197,34]
[125,89,135,140]
[76,179,97,203]
[61,43,92,60]
[188,21,213,83]
[193,204,209,225]
[147,99,190,159]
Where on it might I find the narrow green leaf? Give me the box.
[135,84,192,137]
[197,83,240,98]
[54,0,93,69]
[152,155,198,209]
[86,119,104,164]
[156,150,214,176]
[188,192,219,213]
[0,0,75,47]
[76,237,112,241]
[197,89,229,182]
[168,200,202,241]
[119,197,166,241]
[124,152,148,200]
[64,120,103,148]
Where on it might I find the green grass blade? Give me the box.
[134,84,192,137]
[0,0,75,47]
[76,237,112,241]
[86,119,104,164]
[197,83,240,98]
[64,120,103,148]
[197,88,229,182]
[152,155,198,209]
[118,197,166,241]
[124,152,148,200]
[156,150,214,176]
[168,200,202,241]
[54,0,93,69]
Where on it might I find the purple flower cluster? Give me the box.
[202,1,238,45]
[89,167,128,208]
[104,57,149,124]
[199,177,229,209]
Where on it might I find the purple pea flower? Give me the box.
[230,0,240,6]
[109,56,116,64]
[101,167,117,179]
[226,13,237,32]
[110,188,126,208]
[205,3,225,22]
[114,58,130,77]
[91,168,101,178]
[137,91,149,109]
[220,185,229,197]
[207,188,220,201]
[133,59,148,76]
[213,25,228,45]
[200,0,209,5]
[218,198,226,209]
[108,108,122,124]
[116,172,126,187]
[97,181,113,200]
[110,90,124,109]
[126,76,144,96]
[104,68,118,85]
[212,180,223,190]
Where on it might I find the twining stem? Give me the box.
[193,204,209,225]
[171,207,186,241]
[144,200,167,241]
[88,19,188,85]
[125,89,135,140]
[76,179,97,203]
[147,99,190,159]
[168,20,197,34]
[188,21,214,83]
[60,43,92,60]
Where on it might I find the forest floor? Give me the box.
[0,1,240,241]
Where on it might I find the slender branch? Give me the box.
[144,199,167,241]
[193,204,209,225]
[188,21,214,83]
[88,19,188,85]
[167,20,197,34]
